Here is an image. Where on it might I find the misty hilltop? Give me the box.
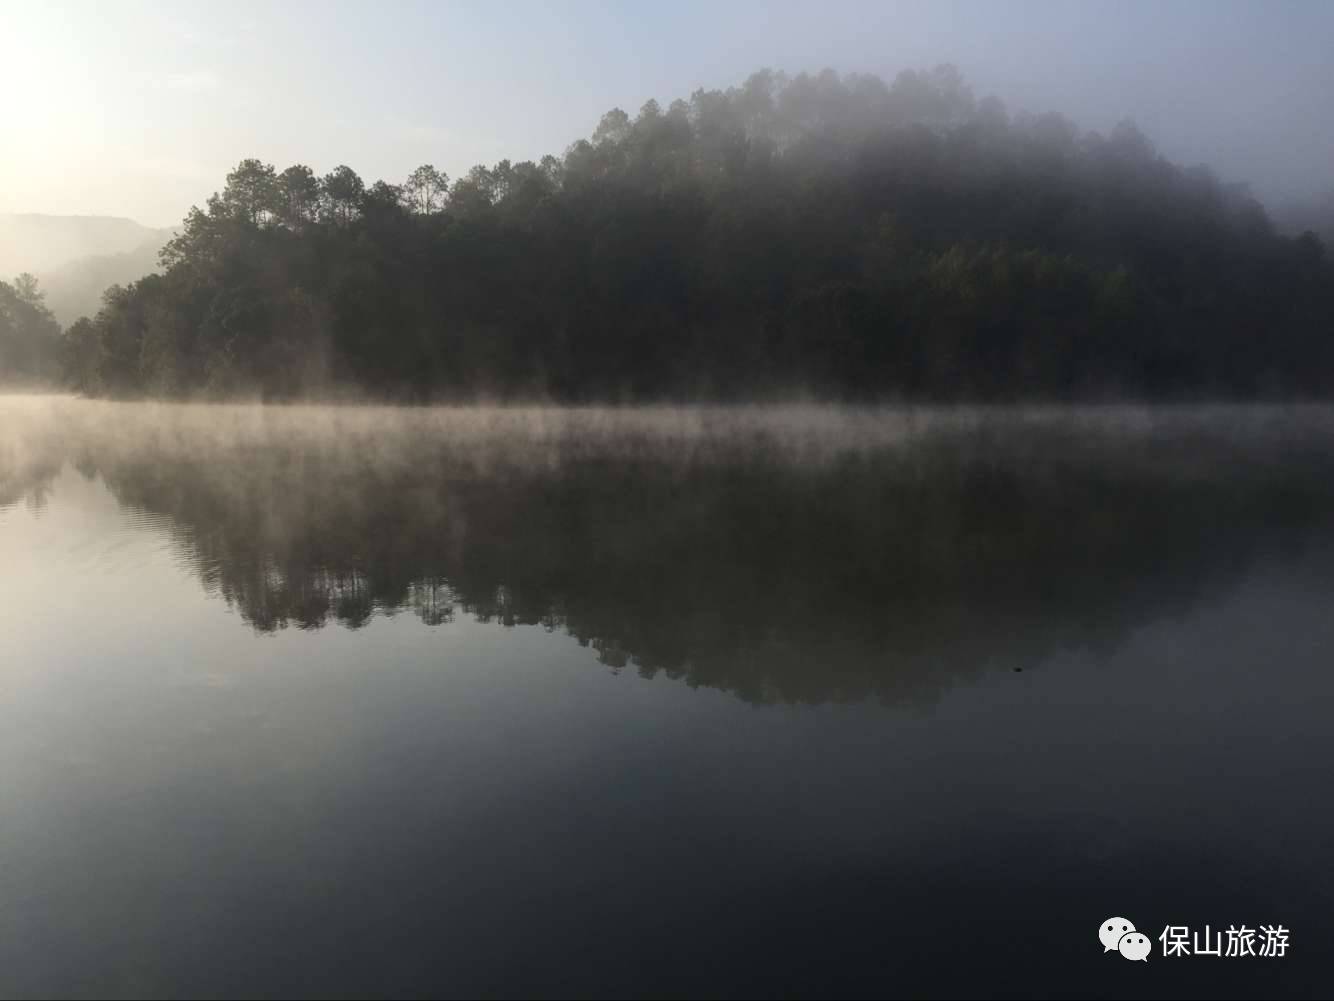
[1,213,172,327]
[1276,190,1334,248]
[12,66,1334,400]
[36,237,171,328]
[0,213,169,277]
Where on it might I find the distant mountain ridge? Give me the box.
[39,239,171,327]
[0,213,168,274]
[0,213,173,326]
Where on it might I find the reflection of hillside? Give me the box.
[7,400,1334,705]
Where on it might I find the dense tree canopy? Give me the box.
[51,66,1334,399]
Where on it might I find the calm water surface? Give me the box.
[2,397,1332,998]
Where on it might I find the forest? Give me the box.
[8,65,1334,400]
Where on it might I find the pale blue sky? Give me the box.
[4,0,1332,225]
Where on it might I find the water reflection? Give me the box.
[6,398,1334,998]
[7,398,1334,705]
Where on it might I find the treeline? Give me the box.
[56,66,1334,399]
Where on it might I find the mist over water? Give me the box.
[3,397,1333,997]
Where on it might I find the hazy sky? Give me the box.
[4,0,1332,227]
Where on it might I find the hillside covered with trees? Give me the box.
[41,66,1334,400]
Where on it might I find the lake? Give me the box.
[2,396,1332,998]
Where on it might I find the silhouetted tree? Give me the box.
[403,164,448,215]
[321,165,365,226]
[277,164,322,228]
[221,158,280,226]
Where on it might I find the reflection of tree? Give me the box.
[1,460,58,511]
[7,404,1334,705]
